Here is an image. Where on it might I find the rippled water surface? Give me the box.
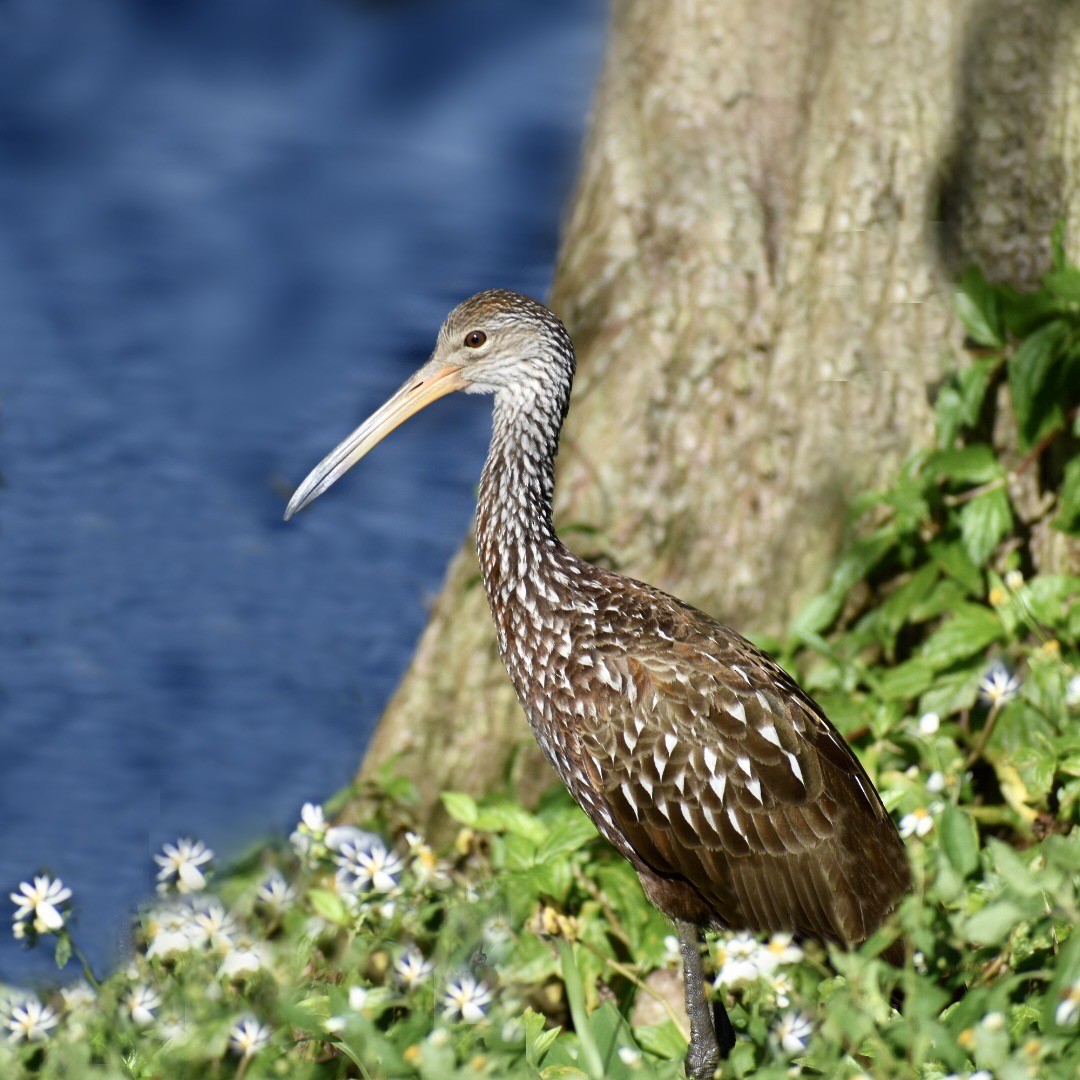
[0,0,604,979]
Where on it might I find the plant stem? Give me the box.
[558,941,606,1080]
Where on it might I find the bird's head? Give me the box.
[284,289,573,520]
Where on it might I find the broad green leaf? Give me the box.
[1053,454,1080,535]
[536,813,600,861]
[633,1021,687,1060]
[928,538,984,595]
[924,445,1002,486]
[917,603,1004,668]
[878,658,936,701]
[1044,265,1080,303]
[1008,318,1068,447]
[308,887,350,926]
[475,802,549,844]
[964,901,1023,945]
[939,804,980,879]
[441,791,479,827]
[959,487,1013,566]
[955,267,1003,346]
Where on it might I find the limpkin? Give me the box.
[285,290,911,1078]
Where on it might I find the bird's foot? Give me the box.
[683,1034,721,1080]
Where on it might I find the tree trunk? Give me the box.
[352,0,1080,832]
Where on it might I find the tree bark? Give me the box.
[352,0,1080,831]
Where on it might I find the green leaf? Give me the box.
[1044,265,1080,303]
[54,933,72,970]
[1054,454,1080,535]
[964,901,1022,945]
[1008,318,1069,447]
[308,888,350,926]
[955,268,1003,347]
[536,813,600,861]
[959,487,1013,566]
[441,791,479,827]
[928,539,984,595]
[633,1021,687,1061]
[878,658,936,701]
[924,445,1002,486]
[939,804,980,879]
[918,602,1004,668]
[475,802,549,844]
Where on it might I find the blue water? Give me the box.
[0,0,604,982]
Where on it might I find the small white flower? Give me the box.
[394,947,435,989]
[325,825,381,854]
[10,876,71,934]
[300,803,326,833]
[898,803,943,839]
[618,1046,642,1066]
[1056,978,1080,1026]
[218,942,267,981]
[926,770,947,794]
[153,839,213,893]
[944,1073,993,1080]
[256,871,297,909]
[757,933,804,974]
[1004,569,1024,591]
[124,985,162,1026]
[1066,675,1080,710]
[442,974,493,1024]
[146,926,196,960]
[229,1016,273,1058]
[59,982,96,1012]
[771,971,794,1008]
[662,934,681,966]
[405,832,452,887]
[917,712,940,736]
[774,1010,813,1055]
[334,841,406,893]
[189,902,238,951]
[5,997,58,1043]
[714,932,761,987]
[978,663,1021,708]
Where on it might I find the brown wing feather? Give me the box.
[573,591,910,947]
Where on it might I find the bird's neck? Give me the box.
[476,378,571,603]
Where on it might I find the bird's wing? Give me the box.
[574,608,909,944]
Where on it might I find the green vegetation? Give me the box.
[2,257,1078,1078]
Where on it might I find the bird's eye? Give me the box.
[464,331,487,348]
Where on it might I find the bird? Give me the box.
[284,289,911,1078]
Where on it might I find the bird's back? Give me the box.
[503,561,910,949]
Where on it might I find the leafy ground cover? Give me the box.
[2,258,1078,1077]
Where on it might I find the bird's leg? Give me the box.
[675,919,729,1079]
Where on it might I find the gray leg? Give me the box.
[675,919,729,1079]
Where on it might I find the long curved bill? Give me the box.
[284,361,467,520]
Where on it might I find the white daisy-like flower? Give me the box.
[442,974,494,1024]
[289,802,329,858]
[229,1016,273,1058]
[405,832,452,887]
[926,770,947,794]
[771,971,794,1008]
[255,871,297,909]
[978,663,1021,707]
[917,711,941,736]
[898,803,943,839]
[1056,978,1080,1026]
[59,981,96,1012]
[757,933,804,974]
[325,825,382,854]
[153,839,213,893]
[124,985,162,1026]
[218,942,268,981]
[1066,675,1080,710]
[5,997,58,1043]
[714,932,762,987]
[394,947,435,989]
[146,925,196,960]
[774,1010,813,1055]
[334,840,406,894]
[189,902,238,952]
[10,876,72,934]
